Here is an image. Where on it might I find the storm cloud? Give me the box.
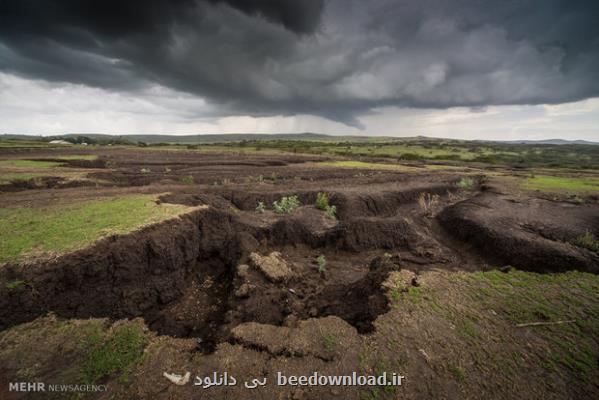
[0,0,598,126]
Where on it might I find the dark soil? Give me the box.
[1,146,598,400]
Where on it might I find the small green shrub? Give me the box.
[455,177,474,189]
[140,168,151,174]
[316,192,337,219]
[180,175,194,185]
[273,195,300,214]
[448,363,465,383]
[325,205,337,219]
[322,334,338,351]
[571,231,599,253]
[316,192,329,210]
[316,255,327,273]
[255,201,266,214]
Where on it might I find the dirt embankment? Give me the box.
[0,199,413,349]
[438,192,599,273]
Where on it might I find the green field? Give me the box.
[0,195,190,264]
[521,175,599,193]
[55,155,98,161]
[0,159,63,168]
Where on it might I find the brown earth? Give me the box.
[0,146,598,399]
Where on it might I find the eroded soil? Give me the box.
[0,147,598,399]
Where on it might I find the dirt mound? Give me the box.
[438,193,599,273]
[249,252,293,282]
[231,316,361,361]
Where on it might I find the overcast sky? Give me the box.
[1,0,598,140]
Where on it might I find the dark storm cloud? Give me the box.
[0,0,598,126]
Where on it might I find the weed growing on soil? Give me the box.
[80,323,147,384]
[315,192,329,210]
[322,334,338,351]
[571,231,599,253]
[316,255,327,273]
[315,192,337,219]
[448,363,465,383]
[140,168,151,173]
[273,195,300,214]
[180,175,194,185]
[417,192,440,217]
[455,177,474,189]
[255,201,266,214]
[5,280,25,290]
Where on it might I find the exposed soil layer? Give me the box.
[439,192,599,273]
[2,148,599,400]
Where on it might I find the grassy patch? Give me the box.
[0,159,63,168]
[0,195,190,263]
[521,175,599,193]
[571,231,599,253]
[447,363,466,383]
[0,172,48,184]
[80,322,148,384]
[455,177,474,189]
[322,334,339,352]
[319,161,419,172]
[55,155,98,161]
[180,175,194,185]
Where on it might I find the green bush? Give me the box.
[316,192,337,219]
[316,255,327,273]
[316,192,329,210]
[180,175,194,185]
[325,205,337,219]
[255,201,266,214]
[273,195,300,214]
[455,177,474,189]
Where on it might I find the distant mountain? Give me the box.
[498,139,599,145]
[2,132,398,144]
[2,133,597,145]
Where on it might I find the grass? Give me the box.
[0,172,48,184]
[80,322,148,384]
[0,159,63,168]
[455,177,474,188]
[55,155,98,160]
[571,231,599,253]
[322,334,339,352]
[319,161,420,172]
[0,195,190,264]
[463,269,599,380]
[521,175,599,193]
[180,175,194,185]
[448,363,466,383]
